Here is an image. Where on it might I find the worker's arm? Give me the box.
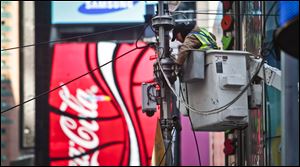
[175,35,201,65]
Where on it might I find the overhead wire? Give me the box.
[158,128,176,166]
[2,22,153,161]
[157,47,264,115]
[159,5,270,115]
[136,21,152,49]
[1,24,151,114]
[152,28,176,166]
[1,23,146,52]
[154,45,262,166]
[179,83,202,166]
[155,1,276,165]
[262,1,279,60]
[261,2,279,165]
[1,2,279,163]
[49,24,153,161]
[1,46,149,114]
[172,11,279,17]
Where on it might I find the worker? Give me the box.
[171,23,219,66]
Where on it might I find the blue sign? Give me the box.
[52,1,146,24]
[78,1,139,14]
[279,1,299,26]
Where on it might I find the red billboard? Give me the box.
[48,42,159,166]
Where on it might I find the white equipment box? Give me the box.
[181,50,250,131]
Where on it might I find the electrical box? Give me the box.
[142,83,156,115]
[180,50,250,131]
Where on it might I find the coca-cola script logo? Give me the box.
[59,84,105,165]
[49,42,158,166]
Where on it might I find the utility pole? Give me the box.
[152,1,176,166]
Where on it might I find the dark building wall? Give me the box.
[35,1,51,165]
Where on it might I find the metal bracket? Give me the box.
[263,64,281,91]
[154,57,177,84]
[160,117,181,132]
[152,15,175,31]
[160,119,174,131]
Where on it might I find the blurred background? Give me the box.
[1,1,298,166]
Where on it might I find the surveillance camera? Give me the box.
[145,110,155,117]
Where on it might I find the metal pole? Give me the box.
[158,1,172,166]
[154,1,175,165]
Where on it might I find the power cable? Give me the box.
[136,22,152,49]
[262,1,279,60]
[156,2,277,165]
[172,11,279,17]
[261,2,279,164]
[1,21,151,114]
[179,83,202,166]
[1,24,146,52]
[157,48,264,115]
[2,23,151,162]
[159,128,176,166]
[263,1,278,38]
[1,45,150,114]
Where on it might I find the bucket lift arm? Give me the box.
[249,57,281,91]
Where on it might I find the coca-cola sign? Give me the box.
[49,42,158,166]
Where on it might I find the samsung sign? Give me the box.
[78,1,138,14]
[52,1,146,24]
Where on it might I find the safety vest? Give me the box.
[189,28,218,50]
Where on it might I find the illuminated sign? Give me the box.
[49,42,158,166]
[78,1,139,14]
[51,1,146,24]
